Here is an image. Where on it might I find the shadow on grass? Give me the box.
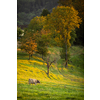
[17,51,44,62]
[66,97,76,100]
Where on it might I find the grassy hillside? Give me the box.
[17,46,84,100]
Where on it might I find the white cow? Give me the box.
[28,78,40,85]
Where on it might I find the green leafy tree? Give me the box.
[74,20,84,45]
[17,27,23,39]
[37,37,48,59]
[36,29,50,59]
[70,29,77,45]
[40,9,50,16]
[28,16,46,32]
[44,6,82,68]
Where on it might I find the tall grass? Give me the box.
[17,46,84,100]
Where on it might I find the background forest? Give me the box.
[17,0,58,26]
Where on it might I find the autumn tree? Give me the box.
[58,0,84,19]
[58,0,84,45]
[20,33,37,60]
[60,29,77,60]
[44,6,82,68]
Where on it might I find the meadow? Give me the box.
[17,46,84,100]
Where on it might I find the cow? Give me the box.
[28,78,40,85]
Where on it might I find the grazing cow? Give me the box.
[28,78,40,85]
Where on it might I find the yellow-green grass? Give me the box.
[17,46,84,100]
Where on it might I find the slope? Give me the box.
[17,46,84,100]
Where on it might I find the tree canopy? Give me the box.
[58,0,84,46]
[40,9,50,16]
[58,0,84,19]
[36,29,50,59]
[44,6,82,67]
[28,16,46,32]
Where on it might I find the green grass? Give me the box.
[17,83,84,100]
[17,46,84,100]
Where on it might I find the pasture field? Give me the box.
[17,46,84,100]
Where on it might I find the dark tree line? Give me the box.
[17,0,59,25]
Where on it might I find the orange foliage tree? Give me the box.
[58,0,84,46]
[20,33,37,60]
[44,6,82,68]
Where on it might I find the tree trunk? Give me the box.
[47,58,50,76]
[46,57,56,76]
[65,60,68,68]
[29,54,31,60]
[31,54,32,57]
[65,44,68,68]
[42,53,43,59]
[47,65,49,76]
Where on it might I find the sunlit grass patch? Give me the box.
[17,61,65,84]
[33,56,44,61]
[17,59,47,66]
[68,64,75,68]
[17,57,83,85]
